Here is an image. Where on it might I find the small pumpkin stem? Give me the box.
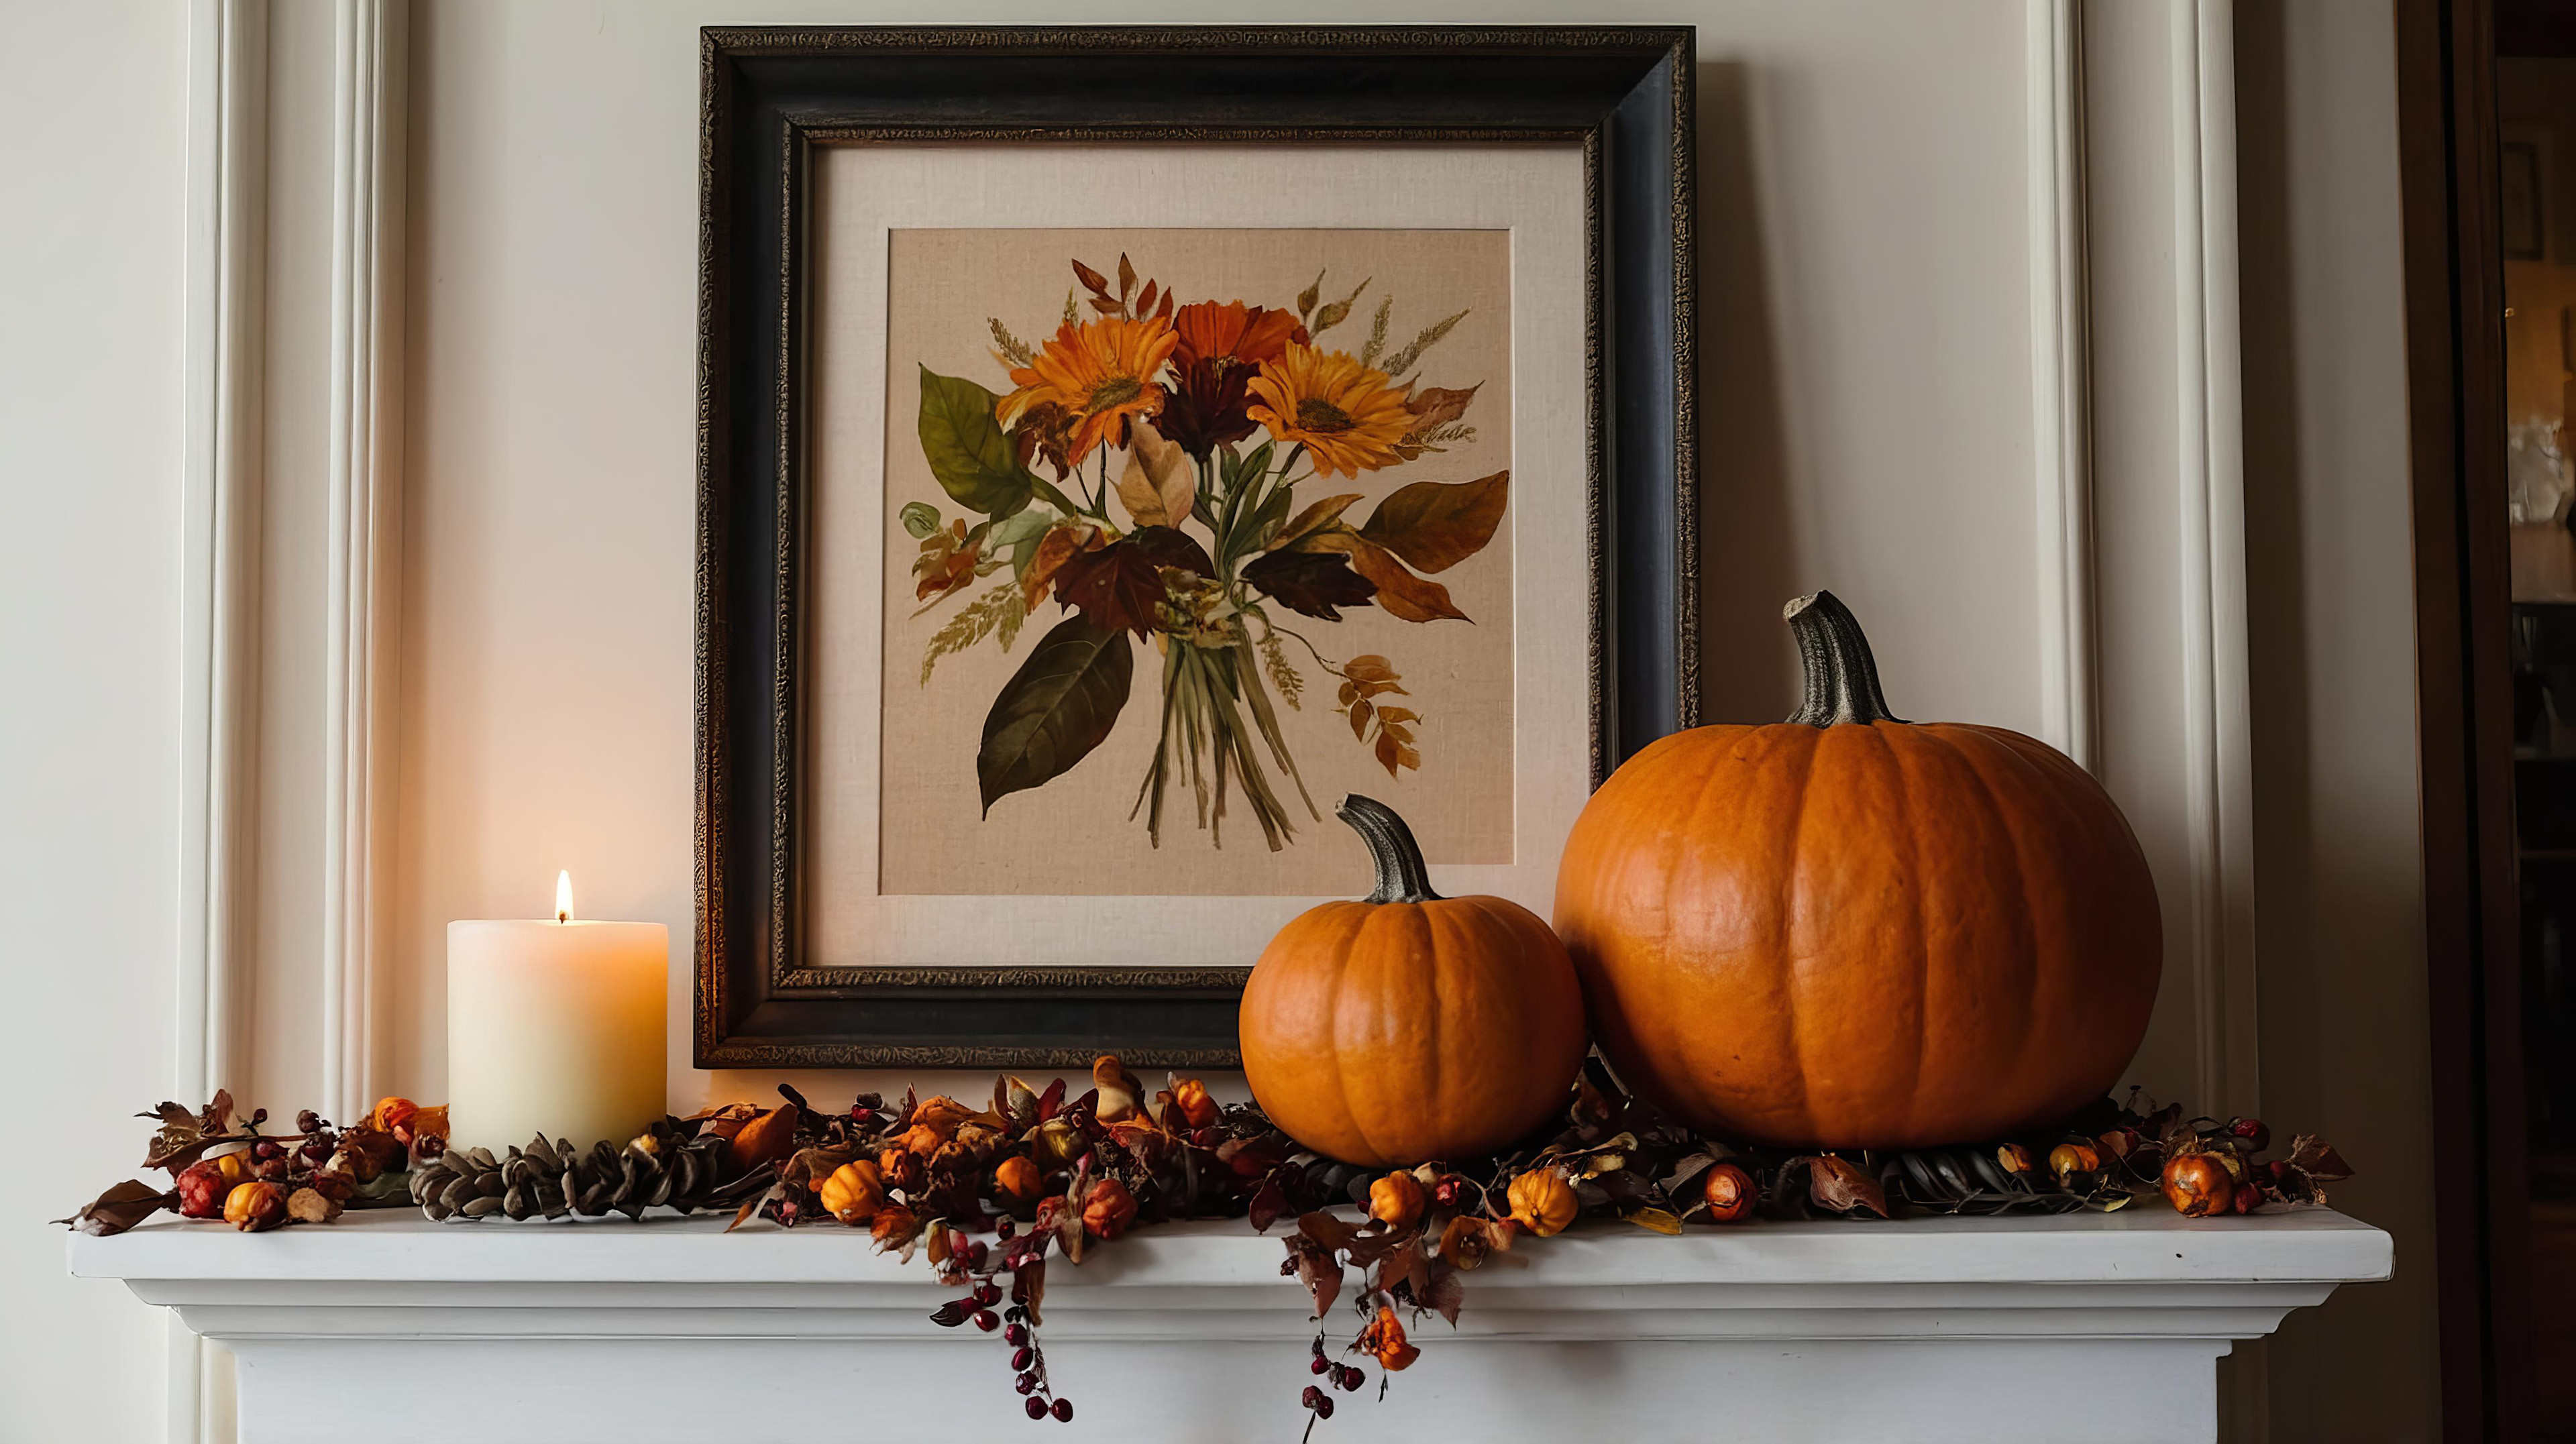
[1782,590,1905,726]
[1336,795,1443,904]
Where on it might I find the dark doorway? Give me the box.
[2400,1,2576,1437]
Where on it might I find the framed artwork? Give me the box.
[696,26,1697,1067]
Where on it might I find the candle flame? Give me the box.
[555,870,574,924]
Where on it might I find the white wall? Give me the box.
[2236,2,2440,1437]
[0,4,190,1439]
[391,0,2049,1113]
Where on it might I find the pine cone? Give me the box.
[413,1131,742,1223]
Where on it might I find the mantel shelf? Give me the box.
[72,1208,2392,1443]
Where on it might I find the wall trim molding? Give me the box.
[2027,0,2098,774]
[2169,0,2260,1120]
[321,0,409,1126]
[178,4,266,1438]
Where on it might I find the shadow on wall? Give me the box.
[1695,60,1801,725]
[2233,1,2443,1440]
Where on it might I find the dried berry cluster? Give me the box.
[63,1062,2355,1434]
[60,1092,431,1238]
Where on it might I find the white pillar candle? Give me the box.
[447,873,667,1151]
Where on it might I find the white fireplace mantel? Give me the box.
[74,1207,2390,1443]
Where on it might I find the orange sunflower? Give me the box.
[998,315,1180,467]
[1244,344,1415,479]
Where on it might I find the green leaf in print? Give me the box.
[918,366,1034,518]
[976,614,1133,815]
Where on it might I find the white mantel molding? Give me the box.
[319,0,409,1130]
[75,1209,2389,1444]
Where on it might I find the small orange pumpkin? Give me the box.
[1554,592,2161,1150]
[1240,795,1587,1168]
[1506,1168,1578,1237]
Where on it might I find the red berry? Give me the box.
[1015,1372,1038,1395]
[1315,1397,1334,1419]
[974,1310,1000,1331]
[974,1282,1003,1306]
[1012,1346,1034,1371]
[2229,1118,2271,1152]
[1338,1366,1364,1390]
[1051,1398,1073,1422]
[1310,1355,1330,1374]
[1303,1386,1324,1409]
[970,1241,990,1268]
[998,1219,1016,1238]
[1024,1397,1049,1420]
[1005,1323,1029,1347]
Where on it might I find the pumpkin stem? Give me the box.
[1336,795,1444,904]
[1782,591,1905,726]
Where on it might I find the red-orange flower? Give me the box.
[998,316,1179,467]
[1173,300,1304,370]
[1159,301,1308,457]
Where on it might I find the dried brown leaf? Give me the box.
[59,1180,175,1237]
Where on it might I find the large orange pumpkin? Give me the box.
[1554,592,2161,1150]
[1242,795,1587,1168]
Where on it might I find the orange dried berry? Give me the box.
[2233,1182,2263,1215]
[820,1160,885,1225]
[2162,1152,2234,1217]
[869,1205,920,1247]
[1081,1177,1138,1240]
[1173,1077,1220,1130]
[1995,1143,2037,1175]
[366,1097,419,1135]
[993,1156,1044,1204]
[2047,1142,2102,1182]
[223,1180,287,1232]
[1358,1305,1421,1372]
[899,1121,950,1157]
[1699,1162,1756,1223]
[1507,1168,1578,1237]
[1368,1172,1426,1230]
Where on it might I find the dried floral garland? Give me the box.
[64,1056,2353,1431]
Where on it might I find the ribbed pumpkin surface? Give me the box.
[1554,703,2161,1150]
[1242,892,1586,1169]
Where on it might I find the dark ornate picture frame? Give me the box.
[696,25,1698,1069]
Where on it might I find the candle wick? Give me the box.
[556,910,569,924]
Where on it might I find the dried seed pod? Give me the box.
[460,1195,503,1219]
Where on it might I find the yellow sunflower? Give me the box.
[998,316,1179,468]
[1244,344,1414,478]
